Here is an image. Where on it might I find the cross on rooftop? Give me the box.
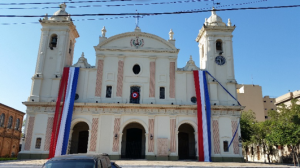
[134,10,142,28]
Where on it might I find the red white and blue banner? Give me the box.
[193,70,211,162]
[49,67,80,159]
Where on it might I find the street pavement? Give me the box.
[0,159,297,168]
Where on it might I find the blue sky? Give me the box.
[0,0,299,112]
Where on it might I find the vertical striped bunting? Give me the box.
[193,70,211,162]
[48,67,80,158]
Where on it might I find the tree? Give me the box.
[266,99,300,166]
[240,110,256,161]
[251,121,274,163]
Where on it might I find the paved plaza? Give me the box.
[0,160,297,168]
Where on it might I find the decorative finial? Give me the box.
[60,3,67,11]
[67,14,71,21]
[212,7,216,15]
[190,55,193,60]
[44,13,48,20]
[81,52,84,57]
[169,29,174,40]
[227,18,231,26]
[101,26,107,37]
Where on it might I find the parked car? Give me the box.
[42,154,121,168]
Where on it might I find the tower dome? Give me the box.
[50,3,69,21]
[206,8,226,26]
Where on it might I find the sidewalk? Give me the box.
[114,160,297,167]
[0,159,297,168]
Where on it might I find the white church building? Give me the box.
[19,4,244,162]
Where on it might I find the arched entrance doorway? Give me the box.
[70,122,89,154]
[178,123,196,160]
[121,122,146,159]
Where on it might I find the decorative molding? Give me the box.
[95,48,179,54]
[149,62,155,98]
[157,138,168,156]
[196,26,235,42]
[170,119,176,152]
[176,120,197,132]
[116,60,124,97]
[23,103,243,116]
[89,118,99,152]
[112,118,121,152]
[212,120,221,154]
[148,119,154,152]
[95,59,104,97]
[44,117,53,151]
[24,116,35,151]
[231,120,239,154]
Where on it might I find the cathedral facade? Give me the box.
[19,4,244,162]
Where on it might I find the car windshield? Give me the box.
[43,159,95,168]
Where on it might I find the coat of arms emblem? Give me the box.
[130,36,144,48]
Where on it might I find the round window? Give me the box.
[132,64,141,75]
[191,96,197,103]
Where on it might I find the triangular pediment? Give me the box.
[94,32,179,53]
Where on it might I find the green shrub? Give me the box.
[0,157,17,161]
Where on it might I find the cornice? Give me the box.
[23,102,244,116]
[0,103,25,114]
[94,48,179,54]
[40,20,79,38]
[196,25,235,42]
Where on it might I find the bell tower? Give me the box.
[29,3,79,102]
[196,8,237,106]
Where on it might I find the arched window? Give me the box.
[69,40,73,54]
[0,113,5,127]
[7,116,13,129]
[216,40,222,51]
[49,34,58,48]
[15,118,20,130]
[223,140,229,152]
[35,138,42,149]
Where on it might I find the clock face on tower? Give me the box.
[215,56,226,65]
